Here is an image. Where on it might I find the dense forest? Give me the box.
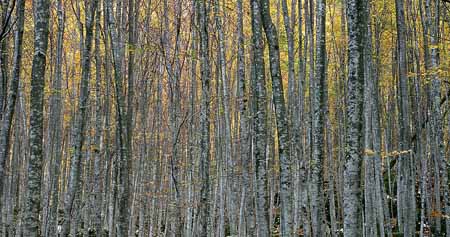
[0,0,449,235]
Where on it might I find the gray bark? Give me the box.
[363,25,376,237]
[125,0,136,230]
[186,5,197,236]
[161,0,183,234]
[197,0,211,235]
[106,0,131,233]
[425,0,449,234]
[91,4,103,234]
[310,0,326,235]
[0,0,25,232]
[0,0,10,119]
[213,1,236,234]
[258,0,293,235]
[46,0,65,235]
[295,0,309,234]
[237,0,255,235]
[372,12,393,237]
[251,0,270,236]
[343,0,365,235]
[394,0,415,234]
[61,0,98,234]
[24,0,50,234]
[280,0,295,139]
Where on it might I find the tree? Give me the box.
[0,0,25,232]
[251,0,270,235]
[197,0,212,235]
[394,0,415,234]
[237,0,255,235]
[343,0,366,235]
[61,0,98,234]
[44,0,65,235]
[309,0,326,234]
[23,0,50,234]
[105,0,131,233]
[423,0,449,234]
[90,4,103,234]
[258,0,293,235]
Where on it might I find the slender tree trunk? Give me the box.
[0,0,10,119]
[258,0,293,235]
[250,0,270,236]
[101,4,114,234]
[363,4,378,236]
[280,0,295,146]
[125,0,136,231]
[61,0,98,234]
[161,0,183,234]
[24,0,50,234]
[0,0,25,232]
[295,0,309,234]
[394,0,415,234]
[106,0,130,233]
[186,5,197,236]
[236,0,254,235]
[343,0,365,235]
[426,0,449,234]
[197,0,211,235]
[213,1,236,234]
[91,4,103,234]
[46,0,65,235]
[237,0,255,235]
[372,12,392,237]
[310,0,326,235]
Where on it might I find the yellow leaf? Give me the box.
[364,149,376,156]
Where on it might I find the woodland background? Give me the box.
[0,0,449,236]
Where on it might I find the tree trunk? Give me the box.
[258,0,293,235]
[106,0,131,234]
[186,4,197,236]
[46,0,65,235]
[197,0,211,235]
[61,0,98,234]
[394,0,415,234]
[24,0,50,234]
[251,0,270,236]
[343,0,365,235]
[310,0,326,234]
[91,4,103,234]
[0,0,25,232]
